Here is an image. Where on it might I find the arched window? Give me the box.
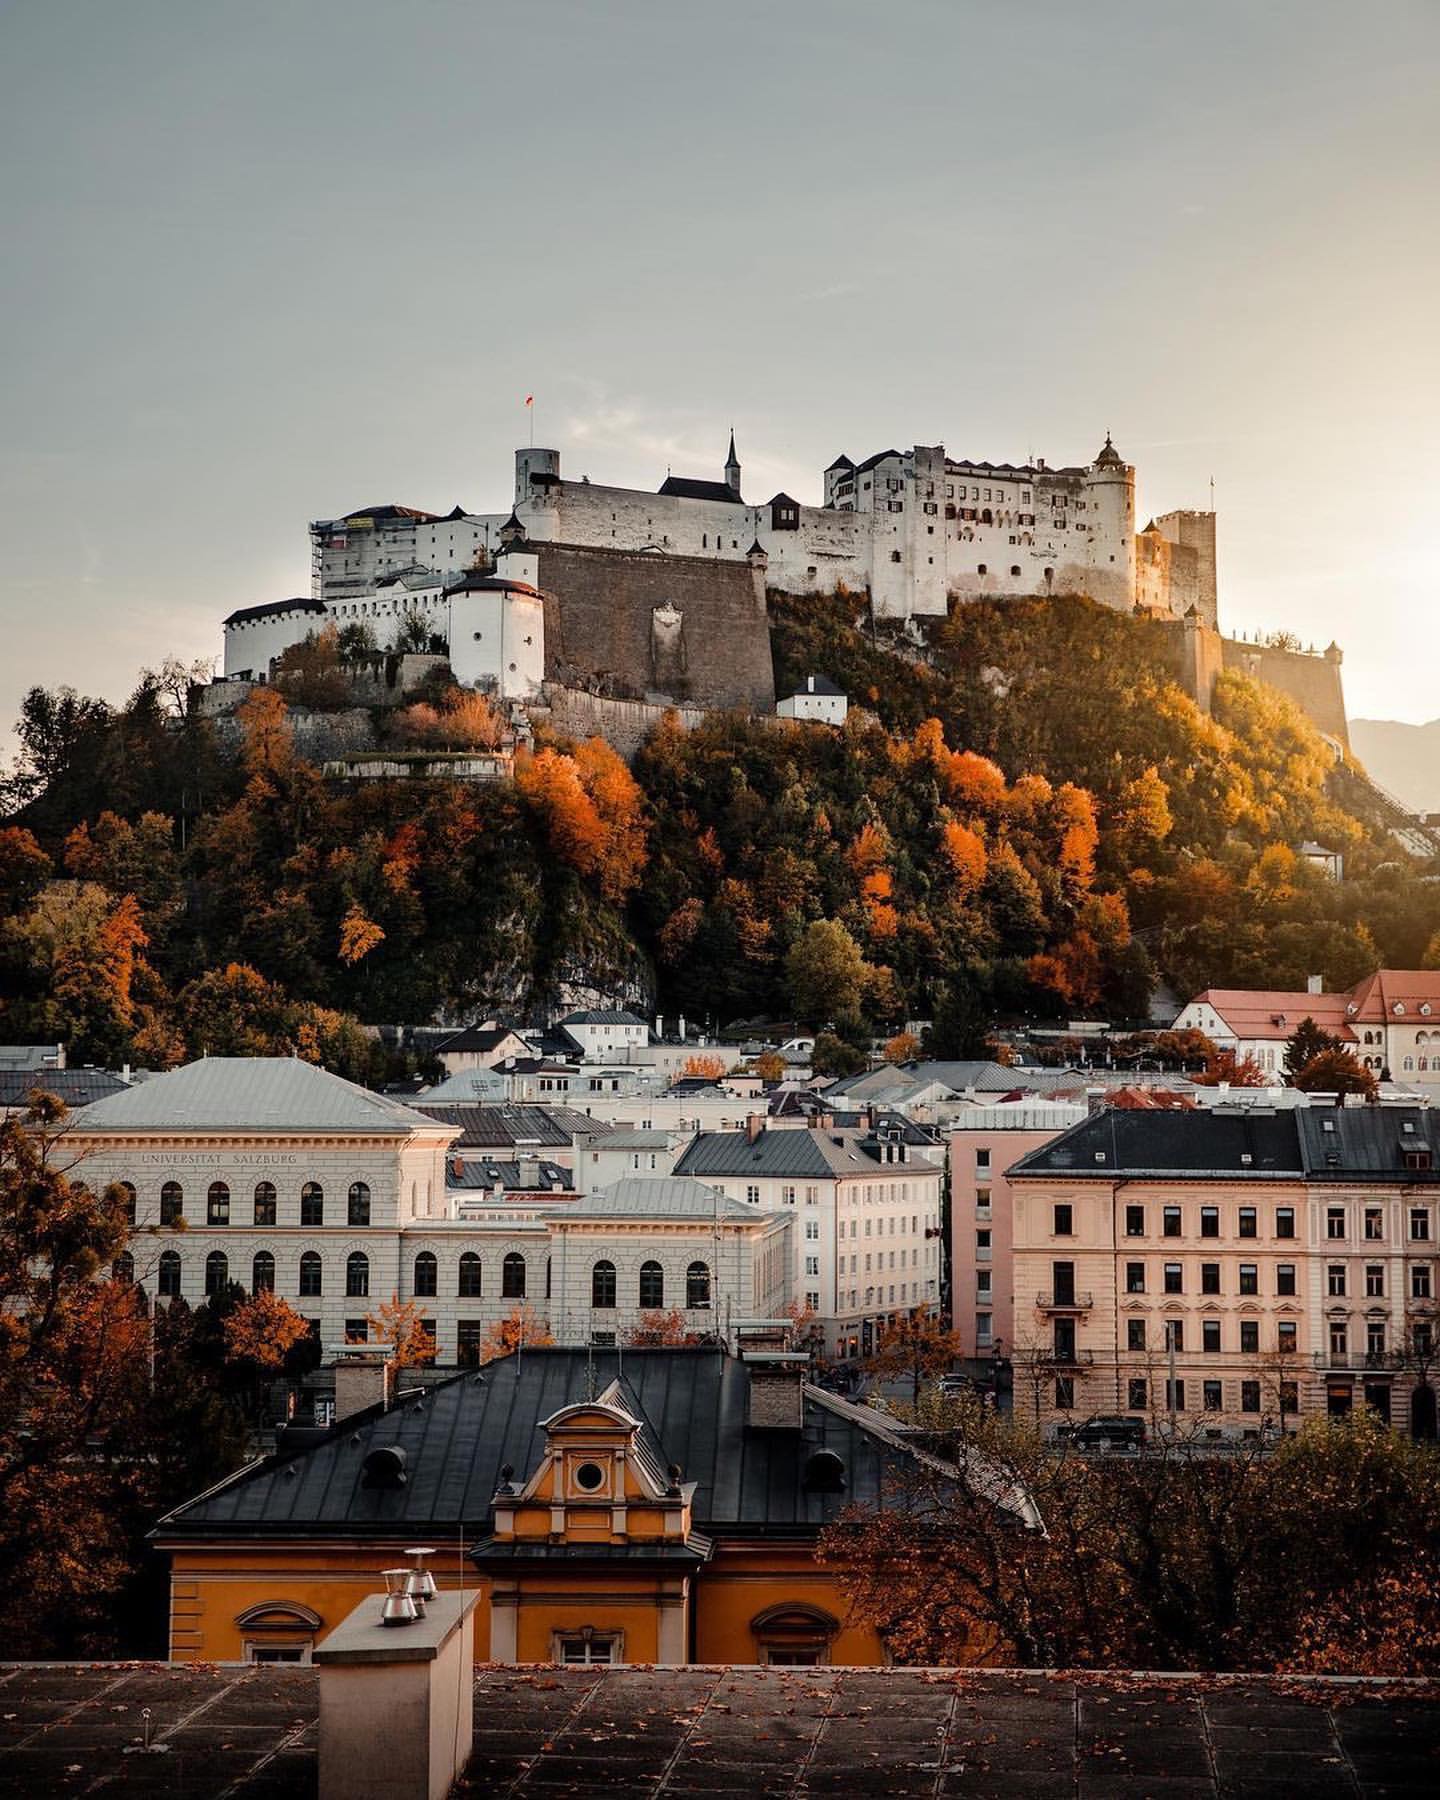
[458,1252,482,1297]
[592,1261,617,1309]
[301,1182,324,1227]
[414,1251,437,1296]
[299,1251,322,1297]
[158,1250,182,1297]
[686,1261,711,1310]
[348,1182,371,1227]
[345,1252,369,1297]
[161,1181,184,1226]
[117,1181,137,1225]
[207,1182,230,1225]
[1404,1056,1415,1071]
[253,1181,277,1226]
[639,1261,664,1308]
[502,1253,526,1299]
[252,1251,275,1294]
[112,1251,134,1285]
[205,1250,229,1297]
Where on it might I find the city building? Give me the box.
[154,1342,936,1666]
[674,1123,944,1356]
[948,1103,1087,1363]
[1175,970,1440,1083]
[1006,1103,1440,1438]
[65,1061,787,1363]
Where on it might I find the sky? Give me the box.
[2,0,1438,743]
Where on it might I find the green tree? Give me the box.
[786,918,872,1024]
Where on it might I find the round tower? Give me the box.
[514,447,561,541]
[1083,433,1136,610]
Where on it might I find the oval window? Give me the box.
[573,1461,606,1492]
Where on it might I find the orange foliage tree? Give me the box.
[681,1053,726,1081]
[479,1304,556,1362]
[223,1290,315,1374]
[883,1031,920,1065]
[365,1295,436,1368]
[622,1309,701,1347]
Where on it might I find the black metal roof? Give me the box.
[656,476,741,503]
[853,448,902,473]
[223,596,325,627]
[446,1157,574,1191]
[1012,1102,1440,1183]
[156,1348,900,1541]
[675,1126,893,1179]
[434,1025,527,1054]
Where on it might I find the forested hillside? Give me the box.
[2,596,1438,1072]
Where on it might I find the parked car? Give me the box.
[1071,1414,1146,1451]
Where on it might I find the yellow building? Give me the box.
[155,1342,920,1667]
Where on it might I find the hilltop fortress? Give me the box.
[220,429,1345,746]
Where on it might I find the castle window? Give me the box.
[592,1261,617,1308]
[977,564,987,576]
[1010,565,1021,577]
[890,551,902,563]
[254,1181,277,1226]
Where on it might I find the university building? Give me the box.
[67,1059,789,1361]
[1006,1103,1440,1437]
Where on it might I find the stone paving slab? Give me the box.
[0,1663,1436,1796]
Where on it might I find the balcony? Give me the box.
[1313,1350,1393,1371]
[1018,1348,1096,1368]
[1036,1291,1094,1312]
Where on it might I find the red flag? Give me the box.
[524,394,534,406]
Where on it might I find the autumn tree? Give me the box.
[754,1050,786,1083]
[810,1031,866,1078]
[1293,1046,1378,1097]
[1194,1048,1270,1087]
[365,1295,436,1368]
[622,1309,699,1347]
[681,1052,726,1081]
[1283,1016,1343,1079]
[223,1290,317,1419]
[864,1305,965,1403]
[883,1031,920,1065]
[479,1303,555,1362]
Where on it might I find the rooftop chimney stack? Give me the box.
[331,1347,394,1423]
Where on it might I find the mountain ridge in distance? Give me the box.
[1350,718,1440,815]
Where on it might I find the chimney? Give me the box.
[678,1014,688,1042]
[332,1349,393,1423]
[450,1154,465,1180]
[1307,974,1323,995]
[745,1113,764,1145]
[744,1352,806,1430]
[517,1155,540,1187]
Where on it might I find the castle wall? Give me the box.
[1222,637,1349,749]
[534,685,707,761]
[527,541,775,712]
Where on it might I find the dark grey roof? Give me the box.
[447,1157,574,1191]
[1013,1102,1440,1184]
[156,1348,899,1540]
[675,1126,889,1180]
[1011,1108,1305,1180]
[559,1008,648,1026]
[0,1068,131,1110]
[560,1178,757,1219]
[826,452,855,471]
[434,1025,527,1054]
[1,1664,1435,1796]
[223,596,325,627]
[854,448,902,473]
[792,673,845,696]
[657,475,741,503]
[442,572,543,598]
[413,1102,612,1147]
[1296,1105,1440,1182]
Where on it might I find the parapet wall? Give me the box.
[533,684,707,760]
[1161,616,1348,750]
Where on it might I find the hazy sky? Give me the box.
[3,0,1438,742]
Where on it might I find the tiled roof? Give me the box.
[413,1102,613,1147]
[1349,969,1440,1020]
[156,1347,901,1538]
[675,1126,888,1180]
[69,1058,454,1136]
[0,1068,131,1111]
[1185,988,1358,1042]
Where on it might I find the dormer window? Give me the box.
[1404,1148,1433,1172]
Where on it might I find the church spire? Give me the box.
[724,429,741,499]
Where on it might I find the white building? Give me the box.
[223,550,544,702]
[69,1059,789,1363]
[574,1128,689,1190]
[777,675,848,725]
[674,1122,944,1357]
